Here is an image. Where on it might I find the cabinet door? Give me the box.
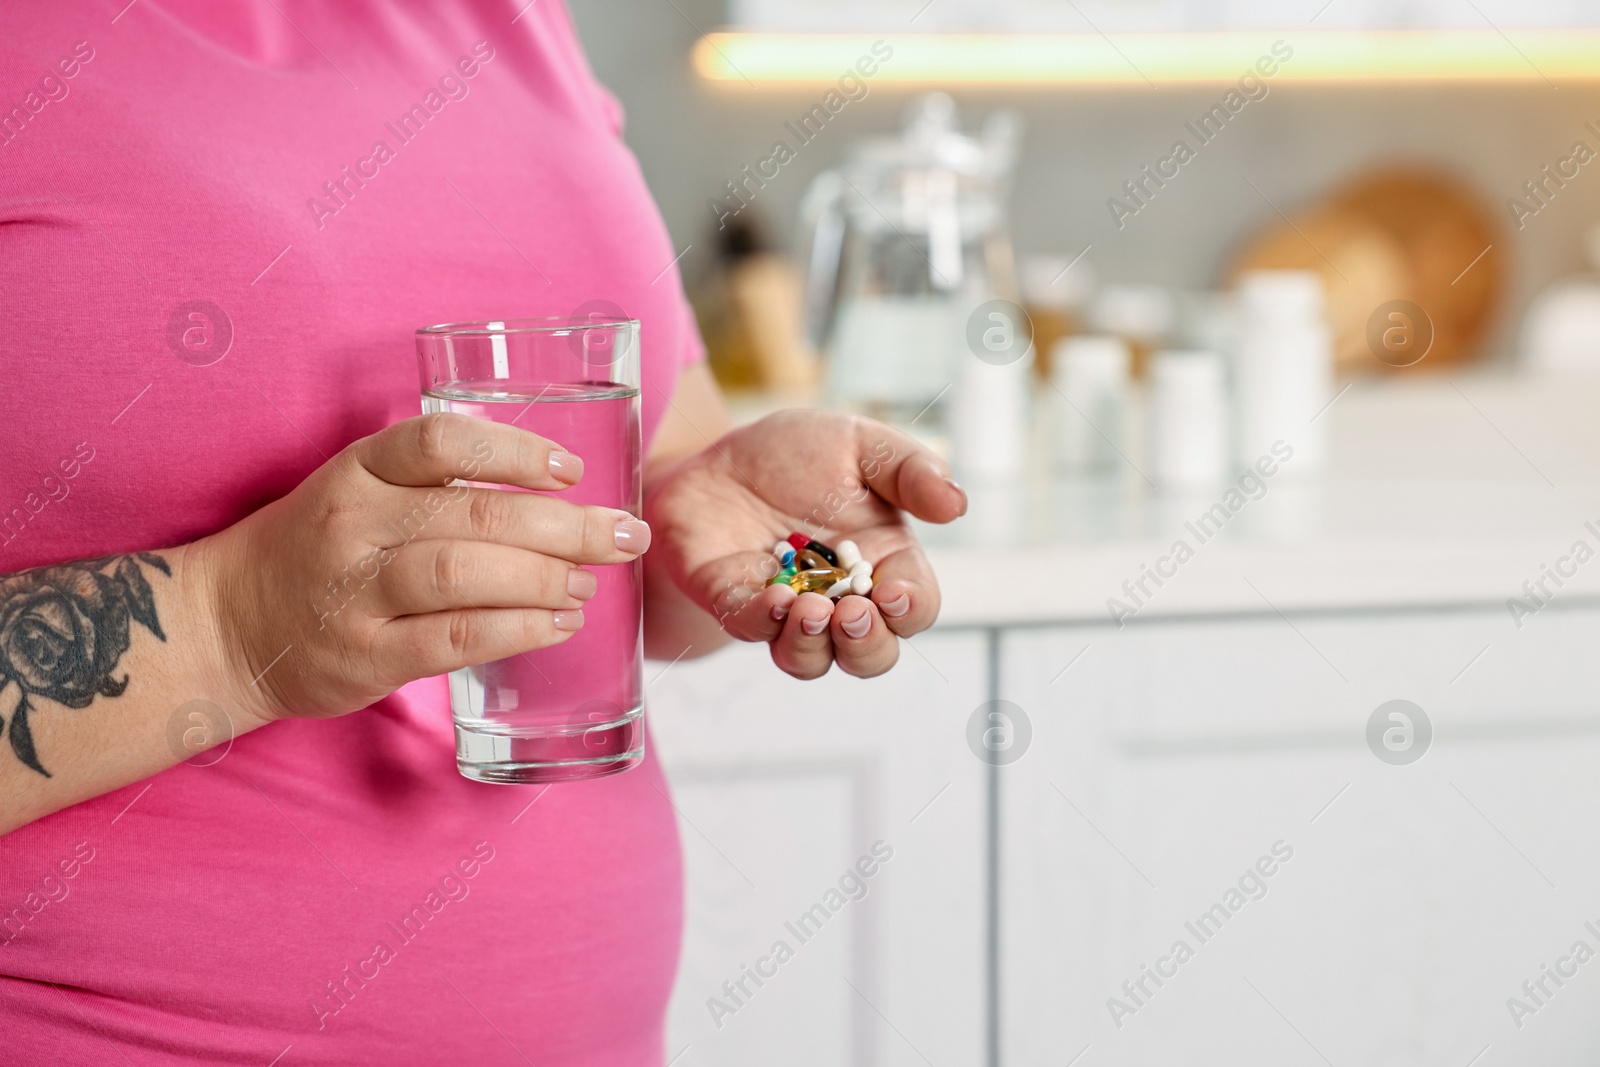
[1000,607,1600,1066]
[649,631,988,1067]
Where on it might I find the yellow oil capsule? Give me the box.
[793,549,832,572]
[789,568,848,594]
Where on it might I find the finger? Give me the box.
[370,541,595,617]
[830,595,898,678]
[373,606,583,680]
[713,581,796,644]
[855,423,967,524]
[352,412,585,491]
[383,487,648,566]
[867,543,941,638]
[699,551,796,642]
[769,592,836,680]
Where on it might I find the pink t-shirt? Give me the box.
[0,2,699,1062]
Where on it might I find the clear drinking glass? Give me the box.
[415,317,643,784]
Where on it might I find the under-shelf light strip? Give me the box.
[693,31,1600,85]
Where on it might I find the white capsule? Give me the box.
[837,539,863,570]
[849,560,872,577]
[773,540,792,558]
[850,572,873,596]
[826,578,853,598]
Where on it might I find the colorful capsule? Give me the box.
[805,539,840,566]
[773,534,874,601]
[789,567,848,594]
[793,548,831,572]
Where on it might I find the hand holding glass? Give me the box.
[415,317,642,784]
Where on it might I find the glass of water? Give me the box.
[415,316,642,784]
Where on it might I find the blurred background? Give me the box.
[568,2,1600,1064]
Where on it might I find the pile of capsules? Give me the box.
[768,532,873,599]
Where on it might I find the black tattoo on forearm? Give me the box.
[0,553,170,777]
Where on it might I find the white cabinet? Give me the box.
[647,600,1600,1066]
[999,606,1600,1066]
[648,631,989,1067]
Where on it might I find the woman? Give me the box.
[0,1,963,1063]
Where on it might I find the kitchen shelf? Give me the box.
[692,30,1600,86]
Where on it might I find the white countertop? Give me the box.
[914,372,1600,627]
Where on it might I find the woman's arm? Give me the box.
[0,543,261,836]
[642,362,736,661]
[0,414,649,836]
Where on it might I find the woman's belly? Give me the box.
[0,679,683,1066]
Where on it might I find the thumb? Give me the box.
[856,425,968,524]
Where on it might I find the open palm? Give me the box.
[646,409,966,678]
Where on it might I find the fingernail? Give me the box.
[801,616,827,636]
[614,518,651,553]
[840,611,872,639]
[554,609,585,631]
[549,450,584,483]
[567,569,597,599]
[879,593,911,618]
[944,477,968,516]
[771,601,791,621]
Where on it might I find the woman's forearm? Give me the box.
[0,518,714,837]
[641,443,733,660]
[640,362,736,661]
[641,528,731,660]
[1,412,660,835]
[0,541,266,836]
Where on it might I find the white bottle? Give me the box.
[1051,335,1130,471]
[951,338,1032,480]
[1233,271,1332,470]
[1522,222,1600,374]
[1147,349,1228,489]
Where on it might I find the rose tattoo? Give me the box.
[0,553,170,777]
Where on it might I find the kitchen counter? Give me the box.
[911,372,1600,626]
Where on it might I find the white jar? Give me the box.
[1147,349,1228,489]
[1233,271,1332,470]
[1051,335,1130,471]
[950,333,1033,480]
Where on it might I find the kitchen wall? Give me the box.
[567,0,1600,362]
